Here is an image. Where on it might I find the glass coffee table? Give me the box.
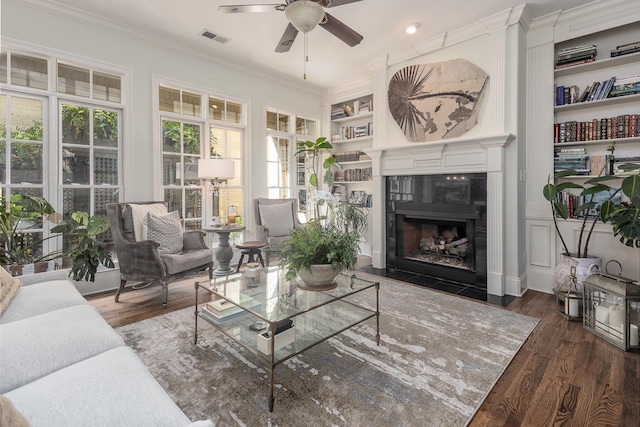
[194,266,380,412]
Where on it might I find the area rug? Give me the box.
[116,273,538,426]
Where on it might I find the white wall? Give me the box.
[2,0,324,294]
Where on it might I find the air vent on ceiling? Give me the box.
[200,29,230,44]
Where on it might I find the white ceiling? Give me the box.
[39,0,591,88]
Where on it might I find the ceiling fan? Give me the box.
[219,0,364,53]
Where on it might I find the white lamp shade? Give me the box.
[285,0,325,34]
[198,158,234,180]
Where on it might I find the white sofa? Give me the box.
[0,270,208,427]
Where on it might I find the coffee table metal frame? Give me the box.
[193,267,380,411]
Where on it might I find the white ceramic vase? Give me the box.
[556,253,602,292]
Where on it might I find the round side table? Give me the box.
[204,225,246,276]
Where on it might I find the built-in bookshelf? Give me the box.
[330,92,375,255]
[330,94,374,206]
[552,21,640,221]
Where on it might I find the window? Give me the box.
[266,108,318,216]
[1,47,126,261]
[0,92,48,258]
[210,126,242,224]
[158,85,246,228]
[60,102,121,220]
[161,117,202,230]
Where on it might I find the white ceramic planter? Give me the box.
[297,264,340,290]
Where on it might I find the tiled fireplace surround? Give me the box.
[367,133,516,297]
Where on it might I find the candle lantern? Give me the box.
[583,272,640,351]
[553,266,583,321]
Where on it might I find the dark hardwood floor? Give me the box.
[87,270,640,427]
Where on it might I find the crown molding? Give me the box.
[5,0,324,95]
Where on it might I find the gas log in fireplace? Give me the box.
[386,173,487,288]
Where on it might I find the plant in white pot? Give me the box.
[278,137,367,289]
[543,143,639,286]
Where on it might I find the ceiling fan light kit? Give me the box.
[285,0,325,33]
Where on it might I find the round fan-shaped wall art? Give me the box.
[388,58,488,142]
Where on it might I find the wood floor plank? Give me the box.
[88,273,640,426]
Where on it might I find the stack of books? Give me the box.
[555,44,597,69]
[610,40,640,57]
[609,74,640,98]
[200,295,260,324]
[554,147,590,175]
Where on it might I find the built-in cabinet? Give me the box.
[329,93,374,255]
[526,4,640,294]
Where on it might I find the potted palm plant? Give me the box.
[278,137,367,288]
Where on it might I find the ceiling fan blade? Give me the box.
[319,13,363,47]
[218,4,283,13]
[321,0,362,7]
[275,23,299,53]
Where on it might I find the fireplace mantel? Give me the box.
[366,133,515,176]
[367,133,516,296]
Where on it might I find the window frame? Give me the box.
[154,79,248,229]
[265,107,319,217]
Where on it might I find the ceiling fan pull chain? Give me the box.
[304,33,309,79]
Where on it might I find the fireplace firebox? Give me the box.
[386,174,487,287]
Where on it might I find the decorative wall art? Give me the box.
[388,58,488,142]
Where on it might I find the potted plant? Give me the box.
[0,194,62,275]
[51,211,115,282]
[600,163,640,248]
[543,143,640,285]
[278,137,367,287]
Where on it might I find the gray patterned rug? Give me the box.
[116,273,538,427]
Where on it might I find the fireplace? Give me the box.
[386,173,487,287]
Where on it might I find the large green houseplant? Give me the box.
[543,143,640,283]
[51,211,115,282]
[0,194,61,272]
[278,137,367,285]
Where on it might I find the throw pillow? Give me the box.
[125,203,168,241]
[145,210,183,254]
[0,267,22,317]
[0,396,30,427]
[259,201,295,237]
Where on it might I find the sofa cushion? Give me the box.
[259,201,295,237]
[146,210,183,254]
[0,305,125,393]
[0,279,88,325]
[122,203,167,241]
[0,396,30,427]
[0,267,22,317]
[5,347,191,427]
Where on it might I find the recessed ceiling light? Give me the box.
[406,23,421,35]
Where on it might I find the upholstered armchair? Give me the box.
[254,198,303,265]
[106,201,213,307]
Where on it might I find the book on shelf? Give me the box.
[610,40,640,57]
[556,44,596,62]
[555,57,596,70]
